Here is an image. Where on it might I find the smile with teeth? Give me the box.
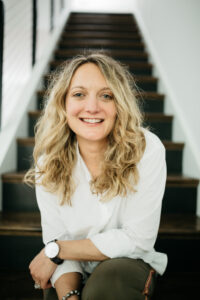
[81,118,103,124]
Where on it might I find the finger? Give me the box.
[43,282,52,289]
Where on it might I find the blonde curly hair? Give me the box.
[24,51,146,205]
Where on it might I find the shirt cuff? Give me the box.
[90,228,136,258]
[51,260,85,287]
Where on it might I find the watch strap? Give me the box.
[50,256,64,265]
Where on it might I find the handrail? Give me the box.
[32,0,37,66]
[0,0,4,130]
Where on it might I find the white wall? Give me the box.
[70,0,136,13]
[2,0,32,128]
[132,0,200,214]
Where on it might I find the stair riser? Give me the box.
[140,100,164,113]
[146,122,172,140]
[49,64,152,76]
[17,144,182,174]
[43,77,157,92]
[17,145,33,171]
[3,184,38,212]
[29,116,172,140]
[162,187,197,214]
[37,95,163,112]
[155,237,200,271]
[0,235,43,270]
[3,183,196,213]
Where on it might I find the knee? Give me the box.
[81,259,126,300]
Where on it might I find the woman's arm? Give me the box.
[57,238,109,261]
[29,239,108,290]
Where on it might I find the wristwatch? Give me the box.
[45,240,64,265]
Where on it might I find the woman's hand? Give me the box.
[29,248,57,289]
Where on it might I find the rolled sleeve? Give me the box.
[90,139,167,259]
[50,260,85,287]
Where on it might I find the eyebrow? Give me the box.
[70,86,112,92]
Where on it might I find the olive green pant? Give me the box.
[44,258,157,300]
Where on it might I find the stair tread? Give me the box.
[65,24,139,32]
[2,172,199,186]
[17,137,184,150]
[0,212,200,236]
[55,49,146,56]
[62,31,141,39]
[44,73,157,82]
[59,39,143,47]
[160,214,200,235]
[136,91,165,100]
[28,110,172,120]
[37,90,163,100]
[49,60,153,72]
[0,212,41,232]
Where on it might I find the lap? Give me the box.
[43,258,157,300]
[82,258,156,300]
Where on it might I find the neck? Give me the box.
[77,138,107,178]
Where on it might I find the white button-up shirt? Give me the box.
[36,129,167,286]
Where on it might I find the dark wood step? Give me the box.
[43,73,157,91]
[70,13,133,18]
[54,49,148,62]
[2,172,198,186]
[58,39,145,51]
[0,212,41,236]
[0,212,199,237]
[65,23,139,32]
[68,16,135,25]
[49,60,153,76]
[61,31,141,41]
[28,111,172,122]
[16,137,183,173]
[37,90,164,113]
[2,172,198,213]
[28,111,173,140]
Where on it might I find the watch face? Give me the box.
[45,242,59,259]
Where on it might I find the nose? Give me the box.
[84,95,100,114]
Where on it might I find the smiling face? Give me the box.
[65,63,117,147]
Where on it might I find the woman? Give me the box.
[24,52,167,300]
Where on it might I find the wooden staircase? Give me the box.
[0,12,200,300]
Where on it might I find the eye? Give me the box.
[73,92,84,98]
[102,94,113,100]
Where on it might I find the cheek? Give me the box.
[66,100,82,117]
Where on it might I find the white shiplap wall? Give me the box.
[2,0,32,128]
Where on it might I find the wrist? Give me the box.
[45,240,64,265]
